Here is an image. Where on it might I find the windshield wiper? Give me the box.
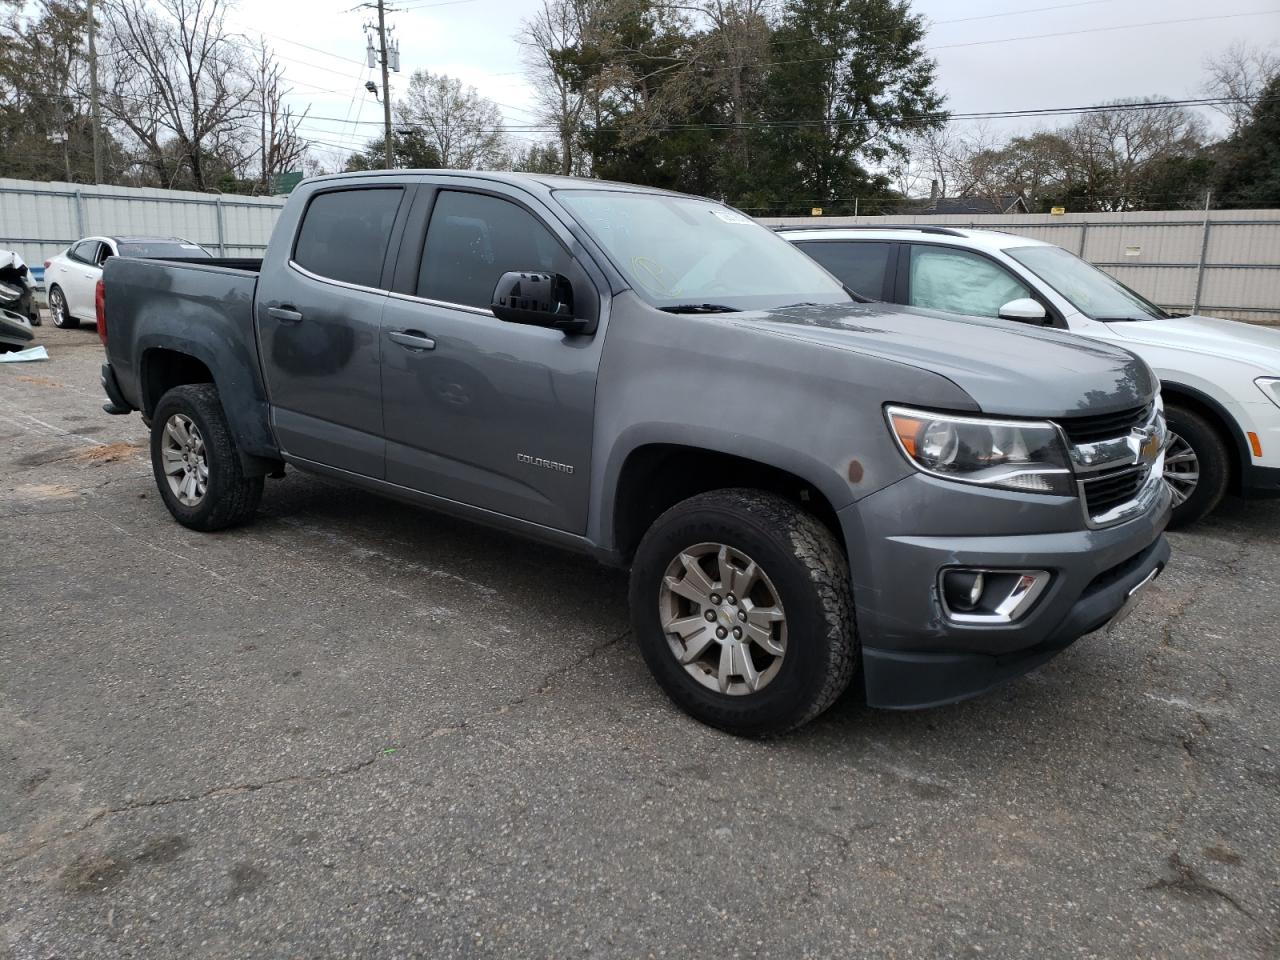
[658,303,742,314]
[1093,316,1153,323]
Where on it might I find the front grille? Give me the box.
[1082,466,1147,518]
[1058,402,1152,445]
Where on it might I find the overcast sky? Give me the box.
[220,0,1280,170]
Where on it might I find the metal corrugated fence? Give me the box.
[0,178,286,275]
[761,209,1280,325]
[3,179,1277,324]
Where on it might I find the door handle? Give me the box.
[267,306,303,324]
[388,330,436,351]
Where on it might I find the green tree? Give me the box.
[751,0,945,215]
[510,142,564,174]
[345,128,443,171]
[0,0,125,182]
[1211,74,1280,208]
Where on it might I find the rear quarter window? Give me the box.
[793,240,893,299]
[293,188,403,289]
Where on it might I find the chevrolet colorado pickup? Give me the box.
[98,171,1171,735]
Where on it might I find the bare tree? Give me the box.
[101,0,255,189]
[1203,41,1279,136]
[520,0,598,175]
[251,38,308,192]
[396,70,508,170]
[1064,100,1206,210]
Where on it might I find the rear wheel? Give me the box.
[1163,403,1229,528]
[629,489,857,736]
[150,384,263,531]
[48,285,78,329]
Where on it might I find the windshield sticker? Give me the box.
[710,209,752,225]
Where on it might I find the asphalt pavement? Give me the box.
[2,324,1278,959]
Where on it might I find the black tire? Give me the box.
[48,285,78,329]
[28,308,41,327]
[1164,403,1230,528]
[629,489,857,737]
[150,384,263,531]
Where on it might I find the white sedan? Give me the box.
[43,236,211,329]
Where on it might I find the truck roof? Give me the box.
[302,169,694,199]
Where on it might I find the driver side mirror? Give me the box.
[998,298,1049,325]
[491,271,591,334]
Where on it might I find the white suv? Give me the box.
[781,225,1280,527]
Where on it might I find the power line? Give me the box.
[929,9,1280,51]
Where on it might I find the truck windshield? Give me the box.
[1006,245,1168,322]
[556,190,853,312]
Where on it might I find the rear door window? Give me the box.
[418,190,570,309]
[794,241,893,300]
[908,244,1032,318]
[293,188,404,289]
[70,240,101,265]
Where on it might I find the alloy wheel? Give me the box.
[160,413,209,506]
[49,288,68,326]
[1163,431,1199,507]
[658,542,787,695]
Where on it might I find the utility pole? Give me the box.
[376,0,393,169]
[87,0,103,183]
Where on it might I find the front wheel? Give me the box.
[150,384,263,531]
[1163,403,1229,528]
[629,489,857,736]
[48,285,78,329]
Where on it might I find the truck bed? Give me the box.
[102,255,279,462]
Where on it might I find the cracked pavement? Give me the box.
[2,325,1279,958]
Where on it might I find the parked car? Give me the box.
[44,236,211,329]
[781,225,1280,527]
[0,249,40,326]
[98,172,1170,735]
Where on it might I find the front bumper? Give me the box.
[840,473,1172,709]
[1241,463,1280,499]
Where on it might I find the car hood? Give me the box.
[1104,314,1280,371]
[735,302,1155,418]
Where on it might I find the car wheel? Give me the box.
[28,308,41,327]
[150,384,263,531]
[1163,403,1229,528]
[629,488,857,736]
[48,285,78,329]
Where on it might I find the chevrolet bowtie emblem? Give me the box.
[1129,427,1162,465]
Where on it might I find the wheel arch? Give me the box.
[1161,380,1249,495]
[138,343,281,476]
[609,442,846,564]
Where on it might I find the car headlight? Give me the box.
[0,281,23,300]
[1256,377,1280,410]
[886,406,1074,496]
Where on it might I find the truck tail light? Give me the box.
[95,279,106,345]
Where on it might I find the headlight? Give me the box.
[1256,377,1280,410]
[0,281,23,300]
[886,406,1074,496]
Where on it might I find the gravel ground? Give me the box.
[2,324,1278,959]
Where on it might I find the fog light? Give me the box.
[939,568,1050,624]
[942,570,984,611]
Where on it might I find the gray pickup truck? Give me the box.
[98,170,1171,735]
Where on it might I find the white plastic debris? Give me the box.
[0,345,49,362]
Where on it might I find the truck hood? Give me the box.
[1103,314,1280,372]
[736,302,1155,418]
